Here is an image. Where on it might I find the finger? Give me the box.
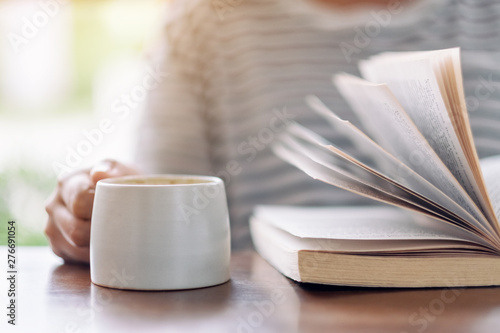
[52,198,91,248]
[90,159,138,185]
[60,172,95,220]
[44,188,58,214]
[45,218,90,264]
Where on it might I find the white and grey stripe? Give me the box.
[136,0,500,248]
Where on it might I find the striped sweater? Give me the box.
[135,0,500,248]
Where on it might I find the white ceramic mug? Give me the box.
[90,174,231,290]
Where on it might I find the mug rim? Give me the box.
[96,174,224,187]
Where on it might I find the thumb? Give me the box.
[90,160,138,185]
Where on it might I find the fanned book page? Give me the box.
[359,48,497,228]
[272,47,500,251]
[250,48,500,288]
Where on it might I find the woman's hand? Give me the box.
[44,160,138,264]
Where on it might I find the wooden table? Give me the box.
[2,246,500,333]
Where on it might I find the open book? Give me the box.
[250,48,500,287]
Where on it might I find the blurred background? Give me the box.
[0,0,166,245]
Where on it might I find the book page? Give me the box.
[253,206,485,243]
[272,140,444,219]
[305,96,495,238]
[332,74,488,230]
[280,125,467,227]
[250,216,492,255]
[481,156,500,226]
[359,49,498,230]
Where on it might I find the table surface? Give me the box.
[2,246,500,333]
